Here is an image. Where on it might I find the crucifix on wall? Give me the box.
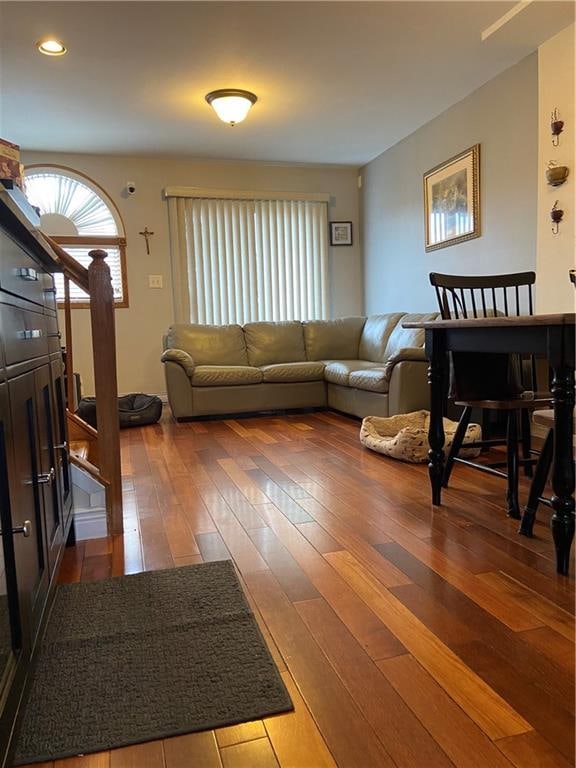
[139,227,155,254]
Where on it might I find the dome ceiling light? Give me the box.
[37,38,67,56]
[205,89,257,126]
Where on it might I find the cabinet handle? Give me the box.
[37,467,55,485]
[12,520,32,538]
[47,332,62,339]
[54,442,67,451]
[18,329,43,340]
[17,267,38,281]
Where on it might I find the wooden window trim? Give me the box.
[53,236,129,309]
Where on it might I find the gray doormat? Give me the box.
[14,560,292,765]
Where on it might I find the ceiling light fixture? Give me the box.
[37,38,67,56]
[205,89,257,126]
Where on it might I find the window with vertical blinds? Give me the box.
[166,191,329,325]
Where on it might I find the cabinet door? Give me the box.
[50,359,72,532]
[0,383,28,768]
[50,359,71,524]
[34,365,63,573]
[6,372,49,644]
[0,383,23,680]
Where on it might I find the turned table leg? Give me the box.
[550,362,575,575]
[426,329,447,506]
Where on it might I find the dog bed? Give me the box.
[77,394,162,429]
[360,410,481,463]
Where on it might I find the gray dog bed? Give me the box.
[77,393,162,429]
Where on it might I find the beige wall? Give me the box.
[22,152,362,395]
[361,54,538,314]
[536,24,575,313]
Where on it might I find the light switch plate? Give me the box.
[148,274,163,289]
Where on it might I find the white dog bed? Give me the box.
[360,410,482,464]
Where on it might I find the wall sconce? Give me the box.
[546,161,570,187]
[550,200,564,234]
[551,108,564,146]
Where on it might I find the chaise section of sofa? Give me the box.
[161,313,436,420]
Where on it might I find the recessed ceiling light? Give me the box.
[37,39,67,56]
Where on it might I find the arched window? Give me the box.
[24,166,128,307]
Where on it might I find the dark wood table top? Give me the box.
[403,313,576,330]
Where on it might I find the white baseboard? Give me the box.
[70,464,102,495]
[73,506,108,540]
[71,464,108,540]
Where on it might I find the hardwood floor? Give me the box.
[26,410,574,768]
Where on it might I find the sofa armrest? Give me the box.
[163,361,194,419]
[383,346,427,379]
[387,360,430,416]
[161,348,195,378]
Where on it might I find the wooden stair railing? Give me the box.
[43,235,123,536]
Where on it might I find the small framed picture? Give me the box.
[330,221,353,246]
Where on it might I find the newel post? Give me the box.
[88,249,123,535]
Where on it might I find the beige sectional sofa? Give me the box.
[161,313,437,420]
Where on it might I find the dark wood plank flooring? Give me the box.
[23,411,574,768]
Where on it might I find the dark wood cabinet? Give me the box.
[0,183,73,766]
[6,371,50,644]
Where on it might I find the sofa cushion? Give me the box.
[192,365,262,387]
[260,361,325,383]
[303,317,366,361]
[323,360,380,387]
[349,368,389,393]
[358,313,406,363]
[244,321,306,367]
[166,324,248,366]
[384,313,438,361]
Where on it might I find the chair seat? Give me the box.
[455,393,552,410]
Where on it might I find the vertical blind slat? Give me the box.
[291,202,301,320]
[298,203,308,320]
[192,203,206,323]
[283,201,294,320]
[246,202,258,322]
[319,202,329,318]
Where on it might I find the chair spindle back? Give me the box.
[429,271,538,391]
[429,272,536,321]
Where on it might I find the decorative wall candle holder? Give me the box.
[551,108,564,146]
[550,200,564,234]
[546,161,570,186]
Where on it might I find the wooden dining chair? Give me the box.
[521,270,576,536]
[429,271,552,519]
[519,410,554,537]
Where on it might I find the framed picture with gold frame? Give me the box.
[424,144,480,252]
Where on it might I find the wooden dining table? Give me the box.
[403,313,575,575]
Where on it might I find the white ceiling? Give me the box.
[1,1,574,165]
